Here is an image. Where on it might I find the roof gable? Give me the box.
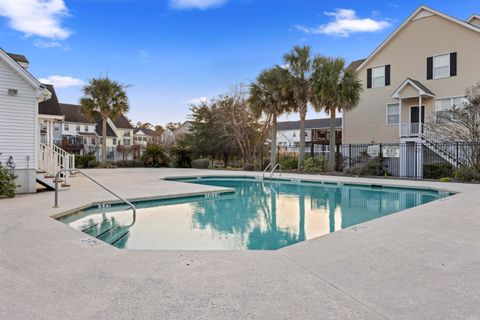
[0,48,47,99]
[357,6,480,71]
[467,14,480,28]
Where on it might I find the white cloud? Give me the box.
[187,97,209,104]
[0,0,71,39]
[170,0,228,10]
[295,8,390,37]
[38,75,85,88]
[34,39,63,48]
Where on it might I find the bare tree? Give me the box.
[432,82,480,166]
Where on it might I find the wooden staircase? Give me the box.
[37,144,75,190]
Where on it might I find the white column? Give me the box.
[398,99,402,138]
[416,142,423,179]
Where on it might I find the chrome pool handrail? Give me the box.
[53,169,136,224]
[262,163,273,180]
[269,163,281,179]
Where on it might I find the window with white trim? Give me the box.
[435,96,468,123]
[64,123,69,131]
[433,54,450,79]
[372,66,385,88]
[386,103,399,125]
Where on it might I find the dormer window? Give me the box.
[367,65,390,89]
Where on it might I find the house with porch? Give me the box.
[276,118,342,152]
[0,49,74,193]
[59,103,99,155]
[134,128,160,146]
[343,5,480,177]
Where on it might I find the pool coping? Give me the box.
[3,168,480,319]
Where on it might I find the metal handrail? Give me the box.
[262,163,273,179]
[269,163,281,179]
[53,169,136,224]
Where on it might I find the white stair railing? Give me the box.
[420,124,467,167]
[39,143,75,185]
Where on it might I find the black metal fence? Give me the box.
[278,142,480,179]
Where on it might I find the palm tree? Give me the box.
[283,45,313,168]
[249,66,292,166]
[310,57,362,171]
[80,77,130,164]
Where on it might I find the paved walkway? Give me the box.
[1,168,479,319]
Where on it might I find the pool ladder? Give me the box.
[53,169,136,225]
[262,163,282,180]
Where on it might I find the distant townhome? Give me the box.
[343,5,480,177]
[173,121,193,142]
[59,103,99,155]
[276,118,342,152]
[133,128,160,146]
[160,128,175,145]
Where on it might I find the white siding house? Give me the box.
[0,49,50,193]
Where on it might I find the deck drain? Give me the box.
[80,238,101,246]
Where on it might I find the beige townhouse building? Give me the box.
[343,6,480,177]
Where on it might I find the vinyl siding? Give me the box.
[0,59,37,169]
[344,12,480,143]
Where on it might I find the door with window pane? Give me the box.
[410,105,425,135]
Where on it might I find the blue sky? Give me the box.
[0,0,478,125]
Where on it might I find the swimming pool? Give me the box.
[57,176,451,250]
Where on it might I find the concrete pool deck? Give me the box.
[1,168,479,319]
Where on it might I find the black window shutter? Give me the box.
[367,68,372,88]
[385,65,391,86]
[450,52,457,77]
[426,57,433,80]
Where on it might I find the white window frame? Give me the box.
[372,65,385,88]
[434,96,467,123]
[386,103,400,126]
[76,125,81,132]
[64,123,69,131]
[433,53,450,79]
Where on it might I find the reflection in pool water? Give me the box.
[57,178,447,250]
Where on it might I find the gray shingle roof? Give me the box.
[112,114,133,129]
[6,52,29,64]
[407,78,435,96]
[39,84,62,116]
[347,59,366,71]
[277,118,342,131]
[60,103,96,124]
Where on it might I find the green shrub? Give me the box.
[115,160,144,168]
[454,166,480,183]
[423,163,454,179]
[87,160,100,168]
[170,146,192,168]
[0,160,17,198]
[279,154,298,170]
[192,159,210,169]
[439,177,452,183]
[142,144,170,167]
[75,155,96,168]
[96,161,115,168]
[303,157,325,173]
[348,158,383,176]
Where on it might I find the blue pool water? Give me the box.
[57,177,450,250]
